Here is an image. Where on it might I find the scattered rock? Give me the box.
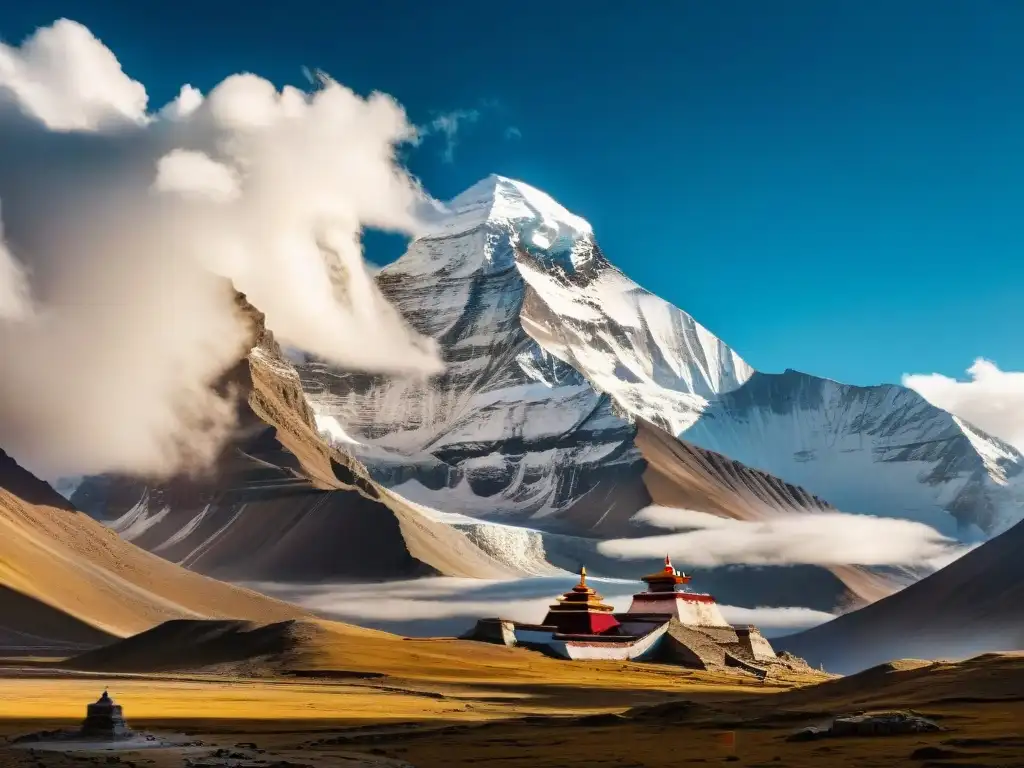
[788,711,942,742]
[831,711,942,737]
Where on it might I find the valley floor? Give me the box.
[0,654,1021,768]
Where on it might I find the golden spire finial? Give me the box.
[579,565,587,585]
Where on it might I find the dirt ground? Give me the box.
[0,657,1020,768]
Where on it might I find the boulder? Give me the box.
[830,711,941,737]
[788,711,941,741]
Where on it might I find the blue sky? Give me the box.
[2,1,1023,386]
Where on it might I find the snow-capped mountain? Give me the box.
[682,372,1024,539]
[301,175,1024,542]
[71,174,1024,621]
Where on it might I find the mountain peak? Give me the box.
[419,174,592,245]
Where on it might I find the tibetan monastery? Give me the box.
[464,556,783,674]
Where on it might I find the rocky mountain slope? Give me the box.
[0,446,304,653]
[74,294,545,582]
[300,177,828,531]
[69,293,843,607]
[776,515,1024,673]
[70,293,888,612]
[301,176,1023,546]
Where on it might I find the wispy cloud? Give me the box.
[420,108,481,163]
[717,605,834,632]
[597,506,969,568]
[903,358,1024,452]
[244,576,834,634]
[415,99,520,160]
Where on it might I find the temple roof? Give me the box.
[547,566,616,613]
[640,555,692,589]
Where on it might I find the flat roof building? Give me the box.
[464,556,788,674]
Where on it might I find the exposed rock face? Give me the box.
[74,293,526,582]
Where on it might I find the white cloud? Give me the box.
[421,108,480,162]
[903,358,1024,452]
[245,576,834,633]
[160,84,203,120]
[0,19,148,130]
[922,541,981,571]
[504,125,522,140]
[153,149,241,203]
[0,205,31,321]
[0,19,443,479]
[597,506,969,568]
[717,605,834,632]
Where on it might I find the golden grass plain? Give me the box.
[0,651,1020,768]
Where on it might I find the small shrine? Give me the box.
[541,566,621,635]
[7,690,198,749]
[81,690,132,739]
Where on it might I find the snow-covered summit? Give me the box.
[421,174,593,244]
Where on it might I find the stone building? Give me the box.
[464,556,785,674]
[81,690,133,739]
